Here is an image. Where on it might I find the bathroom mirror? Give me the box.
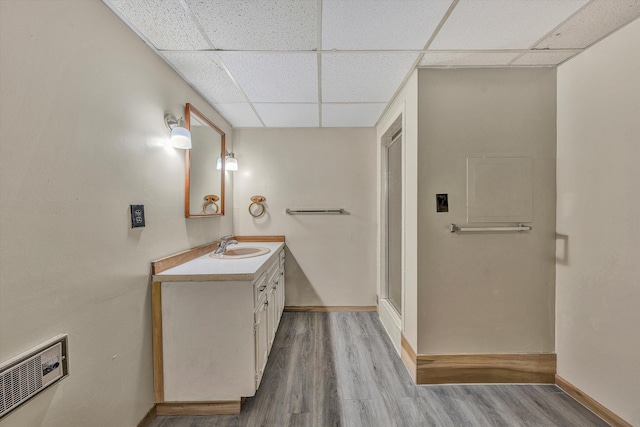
[185,103,226,218]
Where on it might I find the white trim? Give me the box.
[378,299,402,355]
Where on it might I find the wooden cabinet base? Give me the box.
[156,401,241,416]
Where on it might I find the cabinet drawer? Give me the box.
[266,256,280,285]
[254,272,268,306]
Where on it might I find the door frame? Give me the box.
[378,113,404,353]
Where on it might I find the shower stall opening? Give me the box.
[385,131,403,316]
[378,114,404,353]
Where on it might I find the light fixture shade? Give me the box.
[217,151,238,171]
[226,157,238,171]
[171,127,191,149]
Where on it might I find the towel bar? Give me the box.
[450,223,532,233]
[286,208,346,215]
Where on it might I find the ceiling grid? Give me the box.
[103,0,640,128]
[507,0,595,65]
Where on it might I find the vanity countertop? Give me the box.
[152,241,284,282]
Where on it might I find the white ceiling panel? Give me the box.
[213,104,264,128]
[219,53,318,103]
[161,53,247,103]
[107,0,638,128]
[420,52,521,67]
[512,50,580,66]
[184,0,317,50]
[254,104,319,128]
[535,0,640,49]
[106,0,209,50]
[322,53,418,103]
[431,0,589,50]
[322,0,453,50]
[322,104,387,127]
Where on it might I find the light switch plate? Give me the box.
[436,194,449,212]
[130,205,145,228]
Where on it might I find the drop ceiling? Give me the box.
[103,0,640,128]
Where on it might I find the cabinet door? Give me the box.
[277,269,285,323]
[273,275,283,330]
[254,298,269,389]
[266,285,277,350]
[279,251,285,320]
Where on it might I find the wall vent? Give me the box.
[0,335,68,419]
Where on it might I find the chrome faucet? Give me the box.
[214,234,238,254]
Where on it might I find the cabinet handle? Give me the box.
[265,301,269,306]
[258,285,267,291]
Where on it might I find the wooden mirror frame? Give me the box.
[185,103,226,218]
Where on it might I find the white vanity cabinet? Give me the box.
[255,248,285,387]
[151,241,285,415]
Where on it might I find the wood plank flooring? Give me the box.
[149,312,609,427]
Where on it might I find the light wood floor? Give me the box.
[150,312,608,427]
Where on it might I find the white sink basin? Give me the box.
[209,246,271,259]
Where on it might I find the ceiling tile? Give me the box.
[535,0,640,49]
[322,0,453,50]
[218,53,318,103]
[106,0,209,50]
[322,53,418,103]
[213,104,264,128]
[322,104,387,127]
[431,0,589,50]
[420,52,521,67]
[161,53,246,103]
[254,104,319,128]
[184,0,317,50]
[512,50,580,66]
[107,0,638,129]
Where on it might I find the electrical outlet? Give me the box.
[130,205,145,228]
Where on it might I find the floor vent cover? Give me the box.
[0,335,68,419]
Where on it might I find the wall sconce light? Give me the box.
[164,113,191,149]
[217,150,238,171]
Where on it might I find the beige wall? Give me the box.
[0,1,232,426]
[556,18,640,425]
[232,128,377,307]
[416,68,557,354]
